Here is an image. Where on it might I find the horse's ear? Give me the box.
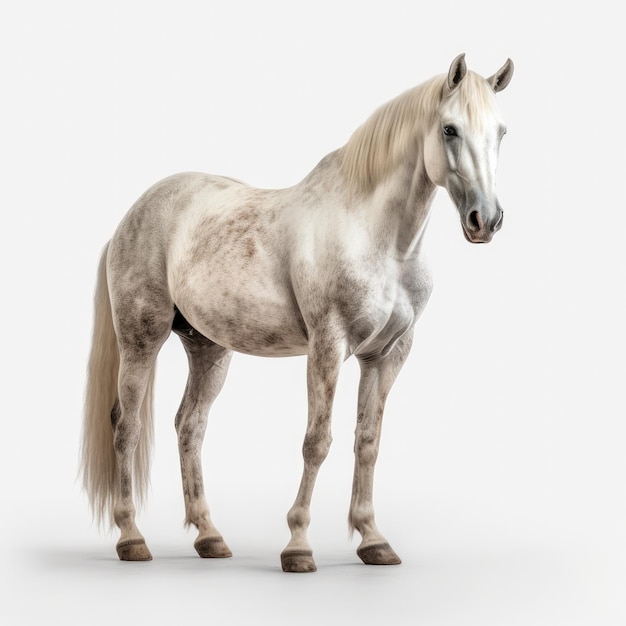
[488,58,514,93]
[447,53,467,91]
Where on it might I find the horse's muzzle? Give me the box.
[462,208,503,244]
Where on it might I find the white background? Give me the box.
[1,1,624,624]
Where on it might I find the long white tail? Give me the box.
[81,243,156,526]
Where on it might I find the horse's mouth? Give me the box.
[461,223,492,244]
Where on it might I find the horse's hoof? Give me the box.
[194,536,232,558]
[357,542,401,565]
[281,549,317,573]
[116,538,153,561]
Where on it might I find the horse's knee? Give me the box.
[355,434,379,466]
[302,431,332,466]
[176,420,204,454]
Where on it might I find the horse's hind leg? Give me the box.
[112,313,173,561]
[172,311,233,558]
[107,240,175,560]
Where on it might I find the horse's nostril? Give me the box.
[468,210,482,232]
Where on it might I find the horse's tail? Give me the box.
[81,242,156,527]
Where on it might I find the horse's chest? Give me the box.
[334,263,432,356]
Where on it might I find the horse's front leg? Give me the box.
[350,330,414,565]
[281,328,344,573]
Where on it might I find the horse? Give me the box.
[81,54,513,572]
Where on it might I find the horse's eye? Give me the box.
[443,125,457,137]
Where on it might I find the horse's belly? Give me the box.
[171,264,308,357]
[166,191,310,356]
[188,300,308,357]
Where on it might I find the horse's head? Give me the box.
[424,54,513,243]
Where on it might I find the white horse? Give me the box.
[81,54,513,572]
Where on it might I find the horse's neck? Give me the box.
[298,148,437,259]
[366,151,437,260]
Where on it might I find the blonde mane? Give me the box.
[340,71,496,194]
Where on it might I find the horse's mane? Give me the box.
[340,71,496,194]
